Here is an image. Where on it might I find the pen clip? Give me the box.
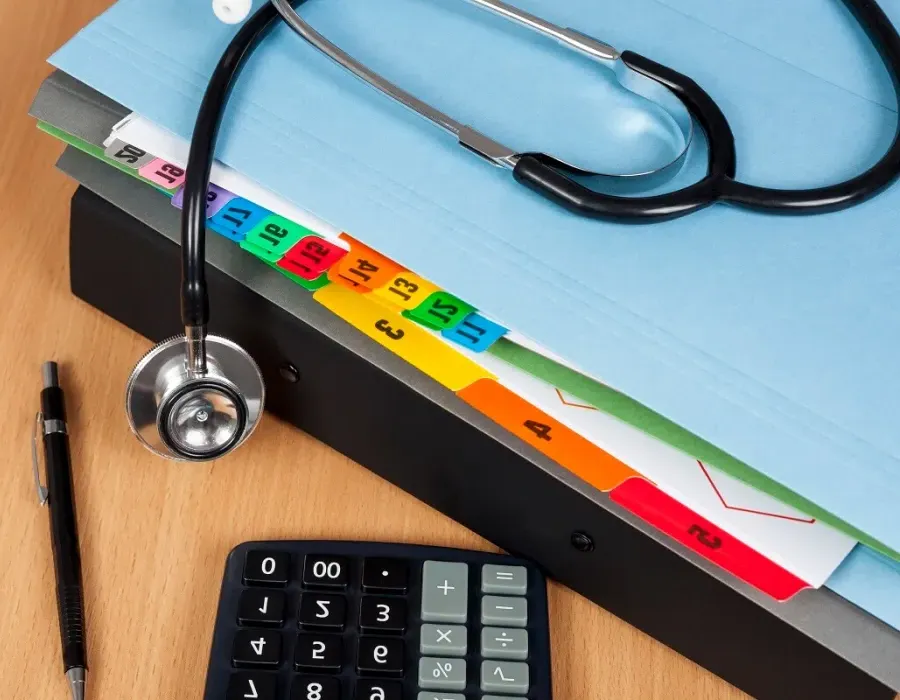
[32,412,49,506]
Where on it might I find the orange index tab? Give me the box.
[457,379,639,492]
[332,234,403,290]
[313,283,493,391]
[373,272,440,311]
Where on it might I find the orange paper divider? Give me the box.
[457,379,639,492]
[333,234,403,290]
[313,283,493,392]
[610,477,810,601]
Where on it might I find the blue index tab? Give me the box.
[208,198,269,241]
[442,312,507,352]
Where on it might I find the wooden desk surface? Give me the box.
[0,2,849,699]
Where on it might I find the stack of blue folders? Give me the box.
[46,0,900,638]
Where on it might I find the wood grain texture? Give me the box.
[0,2,871,699]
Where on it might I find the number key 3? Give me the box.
[359,596,407,634]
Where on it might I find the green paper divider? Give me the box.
[486,337,898,562]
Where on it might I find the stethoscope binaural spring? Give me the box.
[125,0,900,462]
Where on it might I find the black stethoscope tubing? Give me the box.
[181,0,900,331]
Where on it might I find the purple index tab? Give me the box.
[442,312,507,352]
[172,183,236,218]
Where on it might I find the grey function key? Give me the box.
[417,694,466,700]
[482,564,528,595]
[421,561,468,623]
[481,660,530,695]
[418,657,467,691]
[482,595,528,627]
[482,626,528,660]
[420,623,467,657]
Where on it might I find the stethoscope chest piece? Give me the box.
[125,335,265,461]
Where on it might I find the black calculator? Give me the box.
[202,541,553,700]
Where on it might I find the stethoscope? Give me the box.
[125,0,900,461]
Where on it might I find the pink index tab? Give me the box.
[139,158,186,190]
[171,184,236,218]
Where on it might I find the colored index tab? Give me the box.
[610,478,810,601]
[103,139,155,170]
[208,198,270,242]
[244,214,310,262]
[266,260,330,291]
[313,283,492,391]
[373,272,440,311]
[281,235,347,280]
[442,312,507,352]
[138,158,186,190]
[332,234,402,290]
[457,379,638,492]
[172,184,235,217]
[405,291,476,331]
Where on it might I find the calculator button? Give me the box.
[419,624,467,657]
[294,633,343,672]
[421,561,468,623]
[356,679,403,700]
[359,596,407,634]
[481,595,528,627]
[227,672,278,700]
[418,657,467,691]
[243,551,290,587]
[363,558,409,593]
[357,637,405,676]
[298,593,347,630]
[481,564,528,595]
[481,660,530,695]
[481,627,528,660]
[232,630,282,668]
[417,694,465,700]
[238,590,286,627]
[292,676,341,700]
[481,696,528,700]
[302,555,350,589]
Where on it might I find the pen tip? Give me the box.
[41,361,59,389]
[66,667,85,700]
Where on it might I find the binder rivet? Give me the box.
[278,363,300,383]
[570,531,595,552]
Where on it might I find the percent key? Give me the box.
[418,657,467,691]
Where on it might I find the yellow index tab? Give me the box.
[373,272,440,311]
[314,283,494,391]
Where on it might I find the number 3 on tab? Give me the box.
[375,319,404,340]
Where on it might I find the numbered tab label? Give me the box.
[404,291,475,331]
[103,139,155,170]
[281,235,347,280]
[610,477,810,601]
[457,379,639,492]
[443,312,507,352]
[373,272,439,311]
[313,284,494,391]
[172,183,236,218]
[209,199,270,242]
[138,158,186,190]
[330,234,402,290]
[268,260,331,291]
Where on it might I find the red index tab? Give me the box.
[610,478,810,601]
[281,235,347,280]
[332,234,403,290]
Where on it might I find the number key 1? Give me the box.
[227,672,277,700]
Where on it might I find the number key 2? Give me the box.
[298,593,347,630]
[227,672,277,700]
[292,676,341,700]
[359,596,407,634]
[302,555,349,588]
[232,630,282,668]
[243,551,290,586]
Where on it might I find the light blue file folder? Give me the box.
[48,0,900,629]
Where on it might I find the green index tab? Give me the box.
[266,260,330,291]
[244,214,310,262]
[486,337,900,562]
[404,291,476,331]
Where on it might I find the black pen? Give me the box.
[32,362,88,700]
